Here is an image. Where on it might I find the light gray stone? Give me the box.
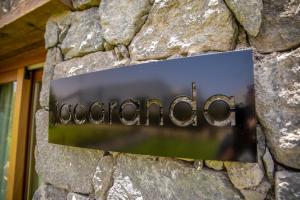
[114,44,130,60]
[167,54,185,60]
[254,47,300,169]
[240,190,266,200]
[193,160,204,170]
[72,0,100,10]
[224,162,265,189]
[275,171,300,200]
[205,160,224,171]
[61,8,104,60]
[45,21,59,49]
[35,109,104,194]
[129,0,237,61]
[263,148,274,183]
[53,50,125,79]
[39,47,63,108]
[249,0,300,53]
[100,154,242,200]
[33,184,68,200]
[236,25,250,49]
[45,11,74,46]
[256,125,267,170]
[100,0,152,46]
[257,125,266,160]
[58,25,70,44]
[276,164,287,173]
[103,41,114,51]
[48,11,74,30]
[0,1,9,16]
[225,161,271,200]
[67,192,90,200]
[129,59,159,65]
[93,155,115,200]
[224,0,263,36]
[240,178,271,200]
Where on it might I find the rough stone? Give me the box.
[193,160,204,170]
[240,178,271,200]
[224,162,264,189]
[224,0,263,37]
[58,25,70,44]
[100,0,152,46]
[254,47,300,169]
[67,192,90,200]
[236,25,250,49]
[72,0,100,10]
[45,21,59,49]
[240,190,265,200]
[93,155,115,200]
[33,184,68,200]
[275,163,287,173]
[275,171,300,200]
[45,11,74,46]
[0,1,9,15]
[129,0,237,61]
[225,161,271,200]
[35,109,104,194]
[53,50,124,79]
[61,8,104,60]
[129,59,159,66]
[39,47,63,108]
[266,190,275,200]
[249,0,300,53]
[257,125,266,161]
[114,44,130,60]
[50,11,74,31]
[205,160,224,171]
[98,154,242,200]
[167,54,184,60]
[103,41,114,51]
[263,148,274,183]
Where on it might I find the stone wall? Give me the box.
[34,0,300,199]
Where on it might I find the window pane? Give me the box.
[0,82,16,199]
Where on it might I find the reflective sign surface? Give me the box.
[49,49,257,162]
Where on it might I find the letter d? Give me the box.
[169,82,197,127]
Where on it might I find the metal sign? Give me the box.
[49,49,257,162]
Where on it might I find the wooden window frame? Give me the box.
[6,68,32,200]
[0,70,17,84]
[0,66,43,200]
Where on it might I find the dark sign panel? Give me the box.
[49,49,257,162]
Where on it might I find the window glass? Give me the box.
[0,82,16,199]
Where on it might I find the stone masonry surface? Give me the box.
[36,0,300,199]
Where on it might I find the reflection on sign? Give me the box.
[49,49,257,162]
